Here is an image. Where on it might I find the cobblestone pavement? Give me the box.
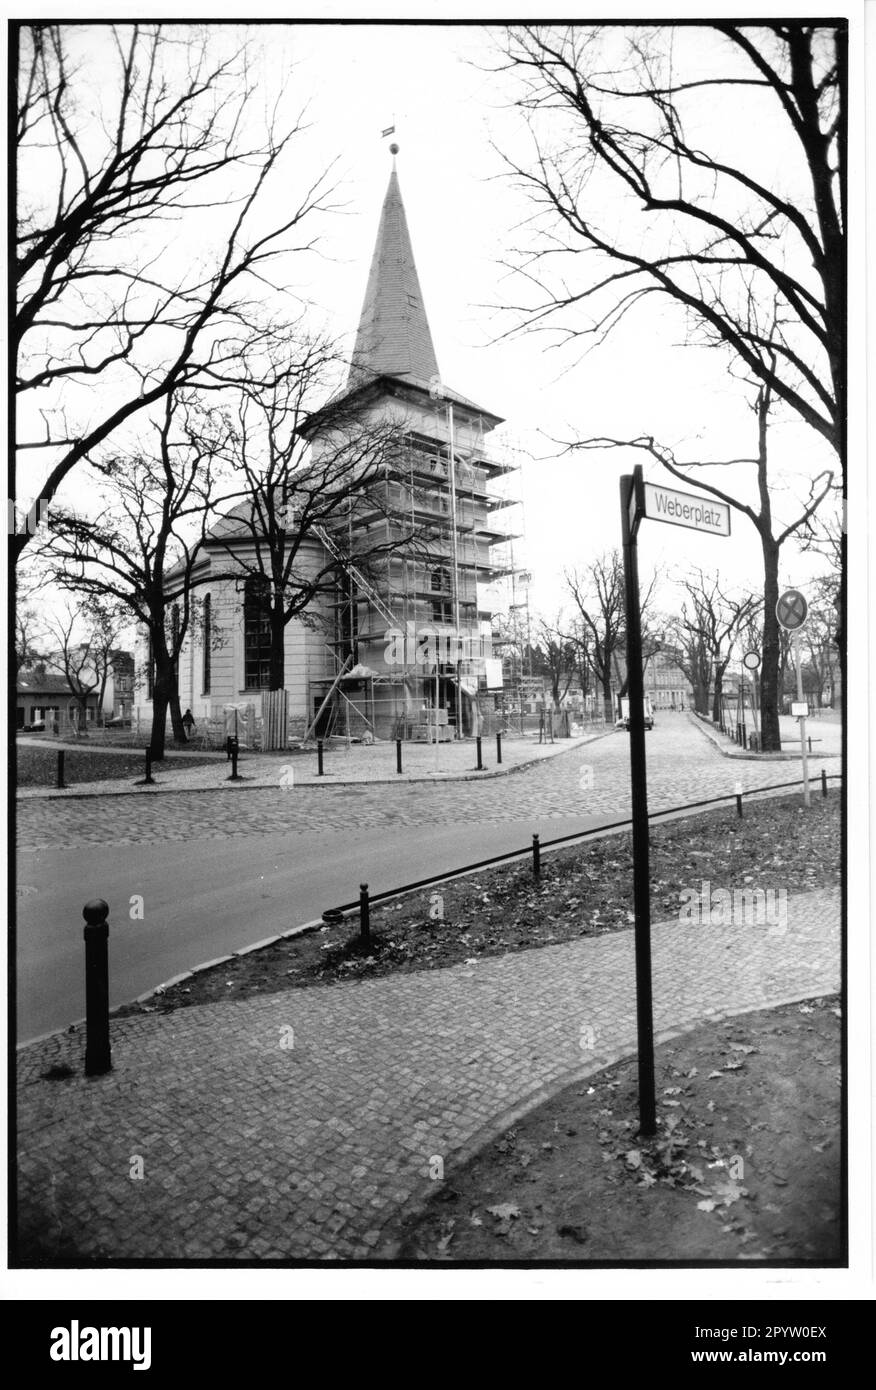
[17,713,839,851]
[16,885,839,1261]
[16,727,598,798]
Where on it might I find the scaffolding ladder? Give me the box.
[312,523,401,630]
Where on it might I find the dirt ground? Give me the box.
[394,996,843,1263]
[113,791,840,1018]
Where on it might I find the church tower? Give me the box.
[305,146,518,741]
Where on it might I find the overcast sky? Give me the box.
[17,12,850,637]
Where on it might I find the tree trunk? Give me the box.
[168,685,186,743]
[269,607,286,691]
[149,679,170,760]
[712,661,728,723]
[760,536,782,751]
[601,672,613,722]
[150,651,186,756]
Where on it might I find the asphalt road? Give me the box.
[16,714,838,1043]
[17,806,619,1043]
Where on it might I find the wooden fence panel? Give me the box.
[262,689,288,751]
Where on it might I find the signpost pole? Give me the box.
[620,468,656,1138]
[795,633,811,807]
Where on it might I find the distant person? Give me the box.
[182,708,196,738]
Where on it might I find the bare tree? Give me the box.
[665,616,712,718]
[531,617,576,709]
[211,342,421,690]
[15,606,48,674]
[43,598,127,732]
[801,577,839,707]
[569,379,832,749]
[37,390,234,757]
[668,572,759,721]
[565,551,658,720]
[495,24,845,458]
[14,22,337,560]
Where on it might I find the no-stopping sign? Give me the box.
[776,589,808,631]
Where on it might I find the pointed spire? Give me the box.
[348,158,440,387]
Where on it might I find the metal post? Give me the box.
[317,740,324,777]
[532,833,540,879]
[795,633,811,807]
[83,900,111,1076]
[396,738,403,774]
[476,735,483,770]
[735,781,743,819]
[230,743,240,780]
[496,732,502,764]
[620,469,657,1138]
[359,883,370,944]
[57,750,66,789]
[144,750,154,784]
[821,768,828,798]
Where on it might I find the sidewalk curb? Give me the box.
[16,730,613,801]
[687,711,840,763]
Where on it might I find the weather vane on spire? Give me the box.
[381,118,399,162]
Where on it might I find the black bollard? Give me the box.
[83,900,111,1076]
[532,833,541,879]
[496,732,502,765]
[359,883,370,944]
[821,768,828,798]
[808,736,812,754]
[230,744,239,779]
[736,790,743,819]
[317,740,325,777]
[57,750,66,789]
[476,735,483,770]
[144,750,154,784]
[396,739,403,775]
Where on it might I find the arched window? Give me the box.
[202,593,211,695]
[244,576,272,690]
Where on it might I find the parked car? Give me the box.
[22,720,46,732]
[105,715,132,728]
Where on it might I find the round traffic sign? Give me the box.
[776,589,808,631]
[743,650,761,670]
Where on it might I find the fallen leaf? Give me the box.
[697,1199,717,1212]
[486,1203,520,1222]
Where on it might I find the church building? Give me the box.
[139,151,518,745]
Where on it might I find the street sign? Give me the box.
[791,701,809,718]
[776,589,808,630]
[643,482,731,537]
[743,650,761,671]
